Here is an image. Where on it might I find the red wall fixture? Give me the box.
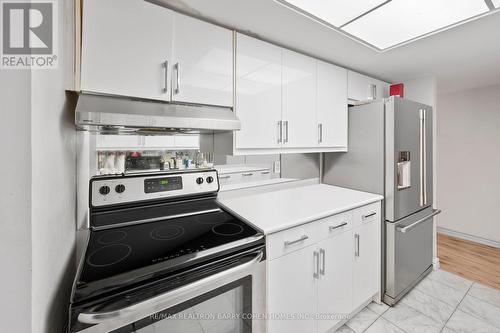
[390,83,404,98]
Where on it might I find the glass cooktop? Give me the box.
[79,210,260,284]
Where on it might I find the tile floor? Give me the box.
[340,269,500,333]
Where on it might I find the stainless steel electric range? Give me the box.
[69,169,266,333]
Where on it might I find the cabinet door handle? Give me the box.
[174,63,180,94]
[354,234,360,257]
[277,121,283,143]
[319,248,325,276]
[261,171,271,175]
[329,222,348,231]
[163,60,169,93]
[284,121,289,143]
[242,173,254,177]
[313,251,319,279]
[318,123,323,144]
[284,235,308,247]
[362,212,376,220]
[219,175,231,180]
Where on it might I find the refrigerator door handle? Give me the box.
[396,209,441,233]
[419,109,428,206]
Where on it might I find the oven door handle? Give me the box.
[78,250,264,326]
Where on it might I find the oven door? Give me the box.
[74,249,266,333]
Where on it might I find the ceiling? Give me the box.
[155,0,500,93]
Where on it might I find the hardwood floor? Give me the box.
[437,233,500,290]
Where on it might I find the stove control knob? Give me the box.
[206,176,214,184]
[115,184,126,193]
[196,177,204,185]
[99,185,110,195]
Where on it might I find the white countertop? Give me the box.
[218,184,383,234]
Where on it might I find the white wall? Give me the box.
[437,84,500,245]
[0,1,77,332]
[0,68,33,333]
[31,0,77,331]
[401,77,439,262]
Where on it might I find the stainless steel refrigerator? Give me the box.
[323,96,441,305]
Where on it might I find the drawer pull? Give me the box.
[219,175,231,179]
[329,222,348,231]
[261,171,271,175]
[242,173,254,177]
[284,235,309,246]
[362,212,376,220]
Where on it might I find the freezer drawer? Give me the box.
[385,207,440,304]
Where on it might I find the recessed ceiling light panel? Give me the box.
[276,0,496,51]
[342,0,489,49]
[278,0,389,27]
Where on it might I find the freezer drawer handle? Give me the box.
[284,235,309,246]
[396,209,441,234]
[362,212,376,220]
[329,222,348,231]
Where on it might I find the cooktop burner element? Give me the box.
[212,223,244,236]
[97,230,127,245]
[86,244,132,268]
[150,225,185,241]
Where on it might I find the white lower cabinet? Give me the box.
[266,202,381,333]
[352,218,379,307]
[268,244,317,333]
[317,230,353,332]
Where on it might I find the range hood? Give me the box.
[75,93,241,135]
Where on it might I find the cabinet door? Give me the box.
[174,136,200,149]
[81,0,173,101]
[282,49,317,148]
[144,136,175,148]
[235,34,282,149]
[352,220,379,308]
[96,135,142,149]
[317,61,348,149]
[348,71,389,101]
[317,230,353,333]
[172,13,233,107]
[268,245,317,333]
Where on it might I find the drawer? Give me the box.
[316,211,353,241]
[267,222,318,260]
[352,202,381,228]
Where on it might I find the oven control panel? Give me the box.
[90,170,219,207]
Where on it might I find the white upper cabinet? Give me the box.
[348,70,389,102]
[316,61,348,149]
[171,13,233,107]
[235,34,282,150]
[282,49,318,148]
[81,0,173,101]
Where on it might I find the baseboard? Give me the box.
[432,257,440,270]
[437,227,500,249]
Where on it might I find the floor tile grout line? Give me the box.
[359,311,382,333]
[440,281,475,332]
[413,277,468,308]
[382,302,443,332]
[456,282,500,331]
[466,285,500,310]
[377,313,411,333]
[427,272,474,294]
